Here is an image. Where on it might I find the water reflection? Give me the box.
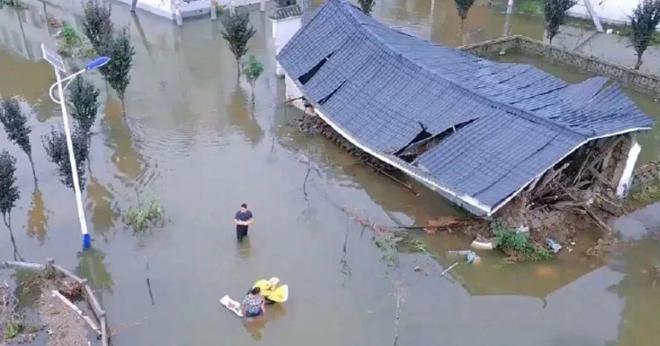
[611,240,660,345]
[103,96,146,185]
[26,187,48,243]
[228,84,264,145]
[76,248,113,293]
[86,176,119,238]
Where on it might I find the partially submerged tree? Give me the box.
[358,0,375,15]
[0,98,35,181]
[629,0,660,70]
[82,0,113,53]
[543,0,577,45]
[43,128,90,190]
[101,29,135,112]
[69,77,100,134]
[0,150,22,260]
[454,0,475,22]
[243,55,264,106]
[221,9,256,78]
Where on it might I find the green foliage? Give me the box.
[0,98,31,160]
[124,197,164,232]
[43,128,89,190]
[543,0,577,44]
[629,0,660,69]
[82,0,113,53]
[3,319,22,339]
[493,225,552,261]
[243,55,264,87]
[358,0,376,15]
[221,9,256,77]
[516,0,543,16]
[60,23,82,48]
[69,77,100,134]
[100,28,135,108]
[454,0,476,20]
[374,231,403,266]
[0,151,19,220]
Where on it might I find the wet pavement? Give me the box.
[0,0,659,345]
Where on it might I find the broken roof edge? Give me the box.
[310,104,493,216]
[488,126,653,216]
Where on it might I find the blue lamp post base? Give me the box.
[83,233,92,249]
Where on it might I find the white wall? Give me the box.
[272,15,301,77]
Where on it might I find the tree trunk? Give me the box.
[236,58,241,79]
[3,213,23,261]
[28,153,37,187]
[121,97,126,115]
[131,0,138,12]
[634,53,643,70]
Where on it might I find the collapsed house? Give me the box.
[276,0,654,217]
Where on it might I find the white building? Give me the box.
[570,0,660,28]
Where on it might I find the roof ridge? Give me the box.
[336,0,589,139]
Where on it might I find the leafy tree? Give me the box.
[82,0,113,53]
[0,98,35,181]
[543,0,577,45]
[43,128,90,190]
[242,55,264,106]
[221,9,256,78]
[69,77,100,134]
[629,0,660,70]
[0,150,22,260]
[358,0,375,15]
[100,29,135,112]
[454,0,475,21]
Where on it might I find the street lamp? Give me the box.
[40,43,110,250]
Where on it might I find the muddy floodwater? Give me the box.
[1,0,660,345]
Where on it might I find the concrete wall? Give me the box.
[272,14,301,77]
[460,35,660,97]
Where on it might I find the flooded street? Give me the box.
[1,0,660,345]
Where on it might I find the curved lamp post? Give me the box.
[40,43,110,250]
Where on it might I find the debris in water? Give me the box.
[546,238,562,254]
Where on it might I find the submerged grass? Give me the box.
[626,178,660,209]
[124,197,165,232]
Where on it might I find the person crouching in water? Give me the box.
[242,287,265,318]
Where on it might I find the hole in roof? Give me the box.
[396,119,476,163]
[298,52,333,85]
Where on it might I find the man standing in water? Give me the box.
[234,203,254,242]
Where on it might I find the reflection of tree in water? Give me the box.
[86,176,119,239]
[76,248,113,294]
[103,96,145,183]
[228,84,263,146]
[26,187,48,243]
[610,240,660,345]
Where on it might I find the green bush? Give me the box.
[516,0,543,15]
[61,23,81,48]
[124,198,164,232]
[493,225,552,261]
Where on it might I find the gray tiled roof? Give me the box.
[269,4,303,20]
[277,0,654,215]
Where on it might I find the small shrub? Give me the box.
[493,225,552,261]
[0,0,24,9]
[124,198,164,232]
[60,23,81,48]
